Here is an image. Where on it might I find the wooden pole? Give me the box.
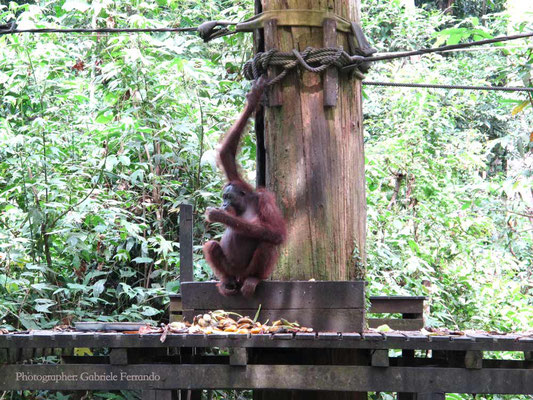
[256,0,367,399]
[263,0,366,281]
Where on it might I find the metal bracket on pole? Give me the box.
[264,19,283,107]
[323,18,339,107]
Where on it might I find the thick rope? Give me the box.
[244,47,356,84]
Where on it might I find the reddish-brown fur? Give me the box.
[203,76,287,297]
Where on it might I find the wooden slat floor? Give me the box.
[1,330,532,351]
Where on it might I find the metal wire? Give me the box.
[362,81,533,93]
[0,26,198,35]
[2,18,532,72]
[344,31,533,68]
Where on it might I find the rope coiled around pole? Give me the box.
[243,47,357,84]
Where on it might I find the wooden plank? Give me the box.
[183,308,364,333]
[179,204,193,283]
[363,333,384,341]
[465,332,495,343]
[181,280,365,310]
[318,333,340,340]
[0,348,7,363]
[169,295,183,323]
[0,332,532,352]
[273,333,294,340]
[0,364,532,393]
[367,318,424,331]
[322,18,338,107]
[294,332,316,340]
[264,19,282,106]
[342,333,362,341]
[368,297,425,314]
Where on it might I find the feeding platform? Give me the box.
[0,329,532,395]
[0,205,531,398]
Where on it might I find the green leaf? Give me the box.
[132,257,153,264]
[93,279,107,298]
[140,306,160,317]
[96,111,114,124]
[67,283,89,292]
[408,239,420,253]
[447,34,463,45]
[511,100,530,116]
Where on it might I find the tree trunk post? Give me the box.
[255,0,367,399]
[263,0,366,281]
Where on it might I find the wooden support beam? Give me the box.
[371,350,389,367]
[142,390,175,400]
[169,294,183,322]
[179,204,193,283]
[0,348,7,363]
[417,394,445,400]
[264,0,366,281]
[230,348,248,366]
[8,348,19,363]
[465,351,483,369]
[322,18,338,107]
[21,347,33,362]
[1,364,532,393]
[109,349,128,365]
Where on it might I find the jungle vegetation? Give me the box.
[0,0,532,397]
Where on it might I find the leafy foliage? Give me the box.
[0,0,531,337]
[0,1,531,400]
[362,0,532,332]
[0,0,254,328]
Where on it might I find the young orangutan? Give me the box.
[203,76,286,297]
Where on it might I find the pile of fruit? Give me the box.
[160,310,312,338]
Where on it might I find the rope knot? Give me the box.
[243,47,361,84]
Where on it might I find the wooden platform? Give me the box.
[0,330,532,351]
[0,330,532,394]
